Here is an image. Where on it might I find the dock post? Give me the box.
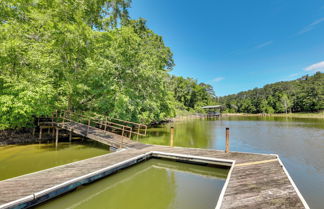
[122,126,125,137]
[104,117,108,131]
[55,128,59,147]
[136,126,140,141]
[170,126,174,147]
[129,128,132,139]
[225,127,230,153]
[86,119,90,136]
[39,127,42,141]
[52,127,55,138]
[69,129,72,142]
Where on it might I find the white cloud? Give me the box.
[298,17,324,35]
[255,41,273,49]
[304,61,324,72]
[213,77,224,82]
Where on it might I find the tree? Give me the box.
[280,94,292,114]
[170,76,216,112]
[219,72,323,113]
[0,0,179,128]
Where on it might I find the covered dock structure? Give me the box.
[202,105,223,117]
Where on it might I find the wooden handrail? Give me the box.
[48,110,147,139]
[92,113,147,127]
[90,112,147,136]
[91,118,132,130]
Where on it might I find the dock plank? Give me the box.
[222,161,304,208]
[0,145,308,208]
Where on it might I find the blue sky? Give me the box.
[129,0,324,96]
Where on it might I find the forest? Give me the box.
[1,0,322,130]
[219,72,324,114]
[0,0,215,129]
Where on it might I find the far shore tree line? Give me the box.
[219,72,324,114]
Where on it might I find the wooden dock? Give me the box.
[57,121,147,149]
[38,111,148,149]
[0,144,309,208]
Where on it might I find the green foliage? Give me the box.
[0,0,216,129]
[170,76,216,112]
[0,0,178,128]
[220,72,324,113]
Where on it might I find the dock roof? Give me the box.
[202,105,223,109]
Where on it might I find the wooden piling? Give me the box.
[170,126,174,147]
[122,126,125,137]
[129,128,132,139]
[136,126,140,141]
[225,127,230,153]
[69,129,72,142]
[104,117,108,131]
[55,128,59,147]
[86,119,90,136]
[39,127,42,141]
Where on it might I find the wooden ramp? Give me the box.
[0,144,309,209]
[56,122,147,149]
[38,111,148,149]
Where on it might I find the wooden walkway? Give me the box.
[38,111,148,149]
[57,122,147,149]
[0,144,309,209]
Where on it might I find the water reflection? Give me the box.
[37,159,227,209]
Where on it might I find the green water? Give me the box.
[37,159,228,209]
[0,142,109,181]
[141,116,324,209]
[1,116,323,208]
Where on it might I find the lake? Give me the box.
[0,142,109,181]
[36,158,228,209]
[141,116,324,209]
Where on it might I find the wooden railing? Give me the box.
[52,111,147,140]
[90,113,147,139]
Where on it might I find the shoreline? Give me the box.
[222,112,324,119]
[169,112,324,122]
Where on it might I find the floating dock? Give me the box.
[0,145,309,208]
